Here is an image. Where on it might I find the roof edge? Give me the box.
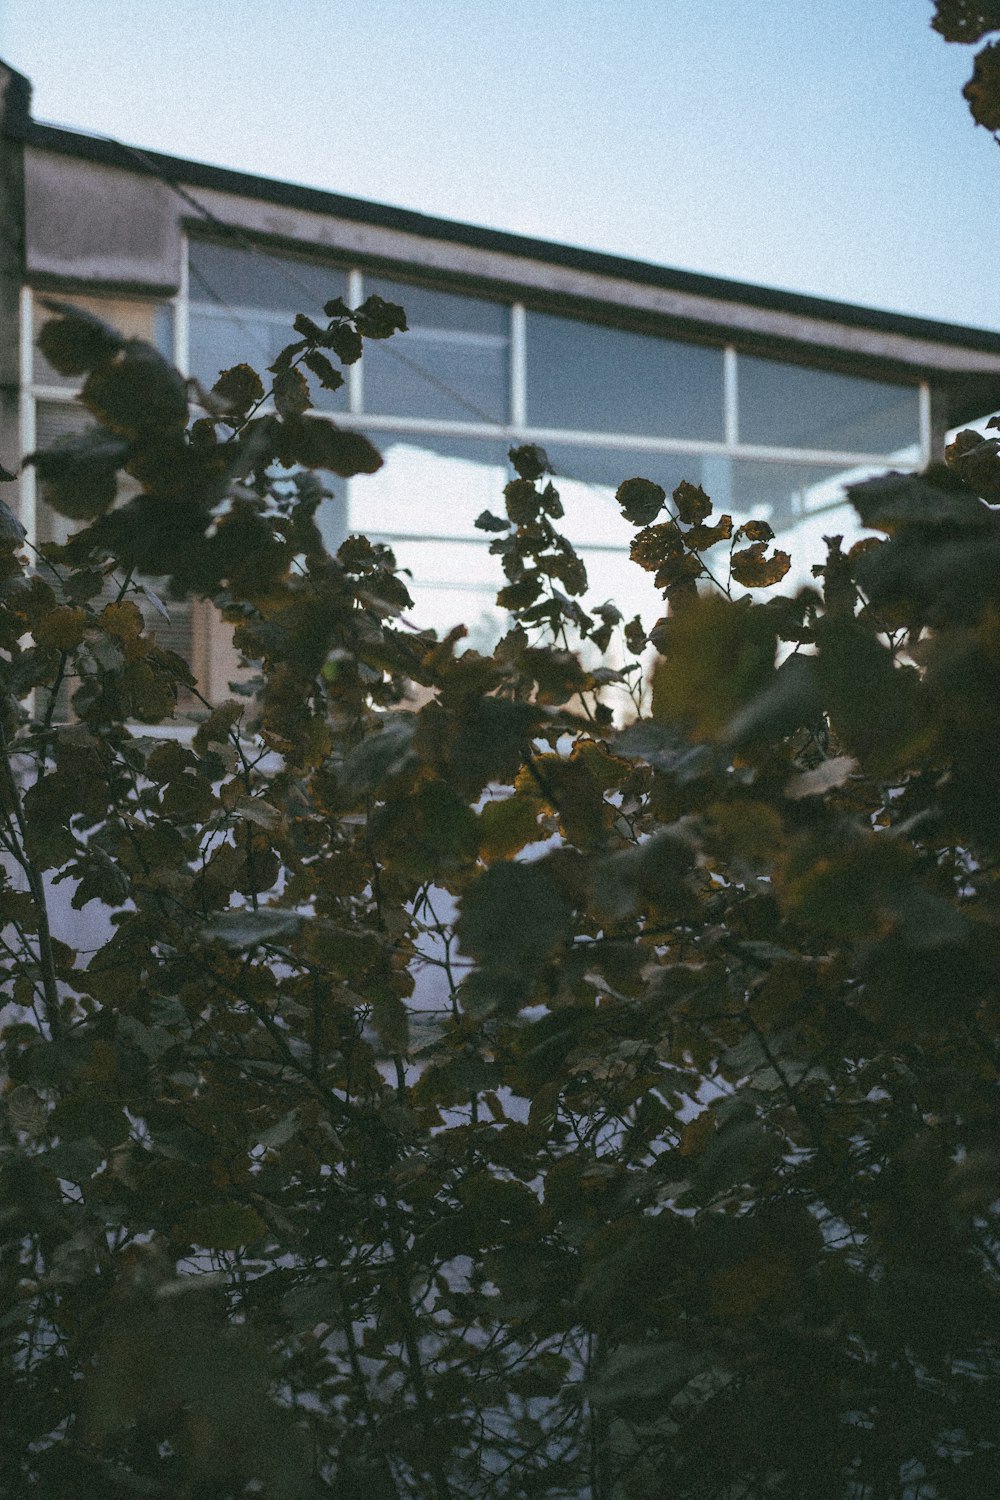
[14,115,1000,359]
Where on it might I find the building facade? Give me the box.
[4,58,1000,692]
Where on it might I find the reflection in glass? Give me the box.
[737,355,920,454]
[344,435,509,541]
[187,239,348,410]
[361,276,509,423]
[527,313,725,440]
[543,443,705,547]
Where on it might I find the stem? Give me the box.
[0,713,63,1039]
[383,1203,453,1500]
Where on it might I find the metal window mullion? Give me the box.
[510,302,527,431]
[18,286,36,545]
[348,269,364,416]
[724,346,739,447]
[918,380,933,466]
[335,410,918,470]
[175,233,191,377]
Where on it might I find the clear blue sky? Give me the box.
[2,0,998,331]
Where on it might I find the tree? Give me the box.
[3,271,1000,1498]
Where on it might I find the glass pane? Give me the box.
[737,355,920,454]
[188,239,348,412]
[344,434,509,541]
[543,443,706,547]
[189,238,346,314]
[526,313,725,440]
[360,276,509,424]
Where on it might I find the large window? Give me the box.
[361,277,509,424]
[736,354,920,456]
[526,312,725,441]
[177,241,928,648]
[187,238,349,410]
[25,239,932,703]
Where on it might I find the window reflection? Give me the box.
[188,239,348,410]
[527,313,725,441]
[737,355,920,455]
[361,276,509,424]
[344,435,508,540]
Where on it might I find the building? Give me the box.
[4,57,1000,692]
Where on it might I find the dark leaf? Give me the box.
[272,366,311,418]
[673,479,713,524]
[302,349,345,391]
[931,2,1000,43]
[964,37,1000,128]
[38,301,124,375]
[509,444,550,481]
[82,341,189,436]
[276,415,382,476]
[212,363,266,414]
[457,860,572,973]
[199,908,303,950]
[354,294,408,339]
[730,540,791,588]
[28,427,128,520]
[617,477,666,526]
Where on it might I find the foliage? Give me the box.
[933,1,1000,129]
[3,277,1000,1500]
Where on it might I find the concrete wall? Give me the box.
[24,145,181,291]
[0,63,28,493]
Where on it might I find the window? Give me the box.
[187,238,349,409]
[736,354,920,455]
[526,312,725,441]
[360,276,510,424]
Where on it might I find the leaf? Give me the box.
[200,908,302,949]
[100,600,145,640]
[684,514,733,549]
[353,294,408,339]
[212,362,266,413]
[589,1342,701,1407]
[457,860,572,972]
[272,366,311,418]
[82,341,189,436]
[474,509,510,532]
[652,593,777,740]
[735,518,775,543]
[6,1084,47,1135]
[730,540,792,589]
[176,1203,267,1250]
[617,477,666,526]
[302,349,345,392]
[509,444,550,481]
[673,480,712,525]
[932,2,1000,43]
[848,466,983,533]
[338,715,416,796]
[964,37,1000,130]
[38,301,125,375]
[276,415,382,476]
[478,791,545,860]
[28,427,128,520]
[33,605,88,650]
[193,699,243,754]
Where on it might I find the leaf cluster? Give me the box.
[3,274,1000,1500]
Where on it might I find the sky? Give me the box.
[2,0,998,332]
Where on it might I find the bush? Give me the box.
[3,274,1000,1500]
